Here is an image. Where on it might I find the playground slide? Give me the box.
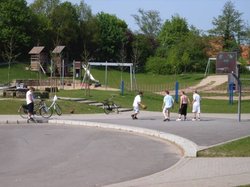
[82,64,99,83]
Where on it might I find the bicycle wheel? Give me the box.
[103,103,111,114]
[18,104,28,119]
[54,103,62,116]
[39,106,53,118]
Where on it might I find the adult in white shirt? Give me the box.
[162,90,174,121]
[26,86,35,120]
[131,91,143,120]
[192,90,201,121]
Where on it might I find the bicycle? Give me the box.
[18,98,46,119]
[18,95,62,119]
[102,95,120,114]
[39,95,62,118]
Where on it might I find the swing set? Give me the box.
[82,61,136,91]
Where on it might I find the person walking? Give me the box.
[176,91,190,121]
[131,91,143,120]
[162,90,174,121]
[192,90,201,121]
[26,86,35,121]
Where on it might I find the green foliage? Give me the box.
[0,0,35,61]
[198,136,250,157]
[95,12,128,61]
[145,56,169,74]
[76,0,92,21]
[131,34,158,72]
[30,0,60,16]
[145,16,208,74]
[50,2,79,47]
[157,14,189,52]
[0,0,249,75]
[0,62,47,84]
[209,1,245,50]
[132,8,162,37]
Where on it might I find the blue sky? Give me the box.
[27,0,250,32]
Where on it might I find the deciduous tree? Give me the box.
[132,8,162,38]
[209,1,245,51]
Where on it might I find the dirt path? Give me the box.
[188,75,228,92]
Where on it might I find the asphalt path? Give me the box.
[0,123,181,187]
[52,112,250,148]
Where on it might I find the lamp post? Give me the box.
[231,64,241,122]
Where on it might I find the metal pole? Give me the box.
[238,82,241,122]
[73,60,75,89]
[62,59,64,90]
[175,81,179,103]
[105,61,108,90]
[130,65,133,91]
[237,65,241,122]
[231,64,241,122]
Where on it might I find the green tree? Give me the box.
[181,51,190,73]
[49,2,80,58]
[132,8,162,38]
[75,0,92,21]
[0,0,35,59]
[157,14,189,57]
[75,1,99,60]
[147,16,207,74]
[78,17,99,60]
[209,1,245,51]
[29,0,60,16]
[166,46,180,74]
[131,34,158,72]
[0,0,36,84]
[145,56,169,74]
[180,27,207,72]
[95,12,128,61]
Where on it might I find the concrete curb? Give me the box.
[48,119,198,157]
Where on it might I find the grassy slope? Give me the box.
[90,68,204,90]
[0,62,45,84]
[198,136,250,157]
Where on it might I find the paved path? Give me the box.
[1,112,250,187]
[0,123,181,187]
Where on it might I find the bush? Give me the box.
[34,91,49,99]
[145,57,171,74]
[45,87,58,92]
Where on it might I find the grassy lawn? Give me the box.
[0,62,47,84]
[0,99,103,115]
[58,89,250,113]
[198,136,250,157]
[90,68,204,91]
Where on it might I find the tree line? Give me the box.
[0,0,249,74]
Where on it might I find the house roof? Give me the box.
[52,46,66,54]
[28,46,45,54]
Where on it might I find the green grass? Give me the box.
[0,62,47,84]
[1,89,250,114]
[0,98,103,115]
[57,89,250,113]
[198,136,250,157]
[90,68,204,90]
[1,62,204,90]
